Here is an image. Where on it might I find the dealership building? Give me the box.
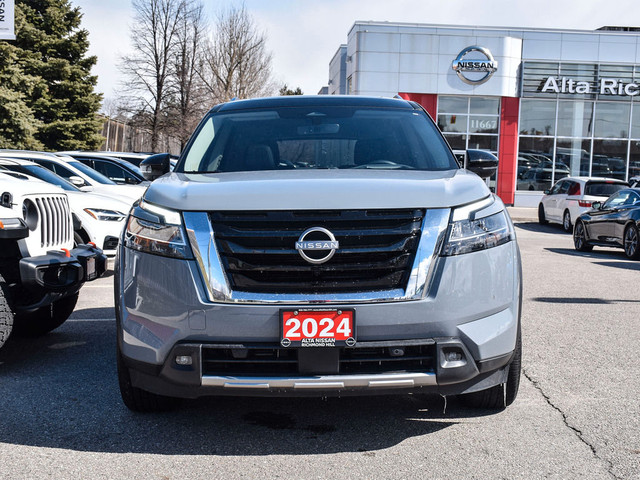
[326,22,640,206]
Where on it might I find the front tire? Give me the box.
[573,220,593,252]
[538,204,548,225]
[460,330,521,409]
[0,274,14,349]
[623,224,640,260]
[13,292,79,336]
[117,347,180,412]
[562,210,572,232]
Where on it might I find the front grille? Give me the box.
[201,343,436,376]
[35,195,72,248]
[210,209,425,294]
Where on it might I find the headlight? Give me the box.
[124,201,190,259]
[84,208,126,222]
[442,197,514,256]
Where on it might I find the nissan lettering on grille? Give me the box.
[295,227,339,264]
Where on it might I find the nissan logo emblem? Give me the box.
[452,46,498,85]
[295,227,339,265]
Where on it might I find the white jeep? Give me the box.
[0,172,106,349]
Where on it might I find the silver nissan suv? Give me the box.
[115,96,522,412]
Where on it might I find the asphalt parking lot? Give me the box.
[1,216,639,480]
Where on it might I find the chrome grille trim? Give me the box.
[184,208,450,304]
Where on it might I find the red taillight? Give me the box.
[578,201,592,208]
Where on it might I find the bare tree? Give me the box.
[200,5,275,103]
[166,0,208,150]
[120,0,187,152]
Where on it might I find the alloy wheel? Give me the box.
[624,225,639,259]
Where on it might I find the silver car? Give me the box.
[115,96,522,412]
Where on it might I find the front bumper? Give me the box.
[16,244,107,311]
[122,338,513,398]
[116,235,521,398]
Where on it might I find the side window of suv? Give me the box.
[549,181,564,195]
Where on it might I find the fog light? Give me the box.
[175,355,193,366]
[445,351,463,362]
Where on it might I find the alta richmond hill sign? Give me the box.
[541,77,640,96]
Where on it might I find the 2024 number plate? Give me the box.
[280,309,355,348]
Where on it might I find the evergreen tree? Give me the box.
[7,0,104,150]
[0,41,42,149]
[279,84,303,96]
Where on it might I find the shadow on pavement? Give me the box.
[532,296,640,305]
[515,222,567,234]
[544,247,626,261]
[0,321,503,456]
[69,307,116,320]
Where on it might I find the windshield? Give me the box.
[178,106,458,173]
[5,164,80,192]
[68,161,116,185]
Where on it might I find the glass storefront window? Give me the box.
[438,96,468,114]
[442,134,466,150]
[592,139,628,180]
[556,101,594,137]
[470,98,500,115]
[629,141,640,179]
[556,138,591,177]
[437,114,466,133]
[468,135,498,150]
[469,116,499,134]
[438,96,500,193]
[632,108,640,139]
[519,100,556,136]
[517,137,554,190]
[594,102,630,138]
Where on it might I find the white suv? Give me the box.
[538,177,629,231]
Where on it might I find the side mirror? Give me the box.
[140,153,171,181]
[69,175,86,187]
[544,189,550,195]
[591,201,602,210]
[466,149,498,178]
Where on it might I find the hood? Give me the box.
[65,190,133,214]
[91,184,147,204]
[143,169,491,211]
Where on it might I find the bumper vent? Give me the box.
[201,343,436,376]
[209,209,425,294]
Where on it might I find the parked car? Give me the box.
[0,158,129,257]
[538,177,629,232]
[630,176,640,188]
[0,171,106,348]
[573,188,640,259]
[115,95,522,412]
[64,151,177,169]
[60,152,148,185]
[0,151,146,203]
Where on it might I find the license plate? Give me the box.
[280,309,355,348]
[86,257,96,281]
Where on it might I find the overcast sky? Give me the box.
[76,0,640,103]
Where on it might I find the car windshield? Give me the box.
[5,164,80,192]
[178,106,458,173]
[67,160,116,184]
[585,181,627,196]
